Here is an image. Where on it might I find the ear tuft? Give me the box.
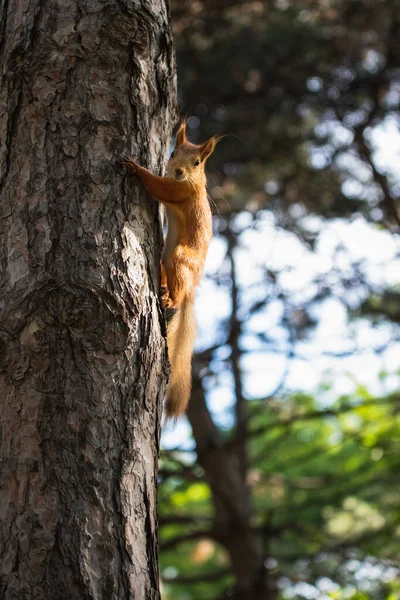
[175,119,188,147]
[199,134,224,162]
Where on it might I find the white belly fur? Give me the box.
[163,207,178,261]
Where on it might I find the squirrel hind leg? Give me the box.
[161,293,176,310]
[166,263,194,308]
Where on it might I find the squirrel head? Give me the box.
[167,120,222,184]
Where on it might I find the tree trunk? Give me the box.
[0,1,177,599]
[187,372,275,600]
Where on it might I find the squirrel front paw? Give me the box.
[122,158,141,175]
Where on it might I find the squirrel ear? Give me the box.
[200,135,223,161]
[175,121,187,146]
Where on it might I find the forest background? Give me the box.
[159,1,400,599]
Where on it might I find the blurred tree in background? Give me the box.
[172,0,400,227]
[159,1,400,599]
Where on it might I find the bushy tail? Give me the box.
[165,297,197,419]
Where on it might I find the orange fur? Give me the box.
[122,122,220,418]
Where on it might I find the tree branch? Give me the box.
[160,529,216,551]
[163,568,231,585]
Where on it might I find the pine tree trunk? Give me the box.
[0,1,177,599]
[188,372,275,600]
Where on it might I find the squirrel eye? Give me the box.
[170,151,175,158]
[194,159,200,166]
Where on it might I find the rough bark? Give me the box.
[187,372,275,600]
[0,1,177,599]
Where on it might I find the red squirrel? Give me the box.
[123,121,221,418]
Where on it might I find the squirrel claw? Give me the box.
[161,293,174,309]
[122,158,140,174]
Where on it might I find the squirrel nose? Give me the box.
[175,168,183,176]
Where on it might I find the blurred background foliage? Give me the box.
[159,1,400,599]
